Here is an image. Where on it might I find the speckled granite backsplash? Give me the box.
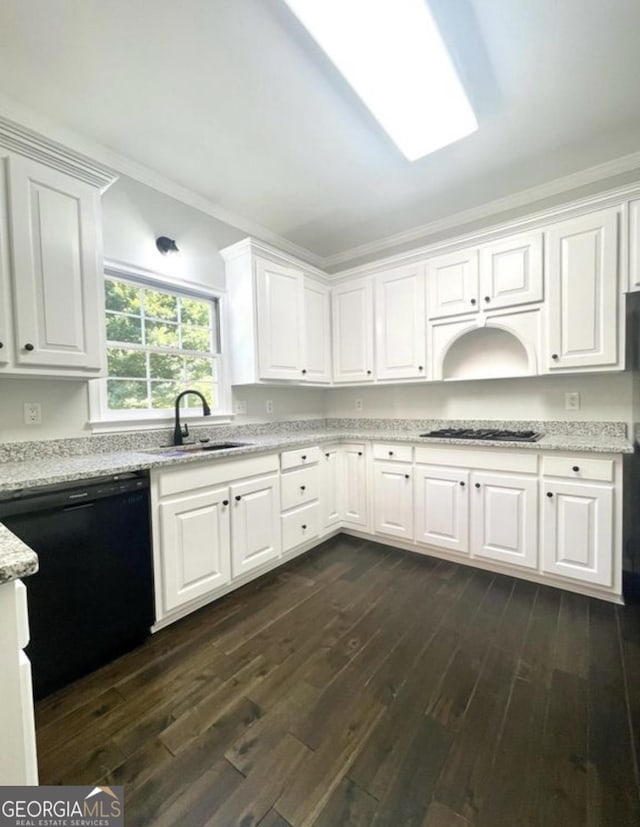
[0,417,627,463]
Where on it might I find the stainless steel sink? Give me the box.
[150,441,252,457]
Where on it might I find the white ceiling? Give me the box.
[1,0,640,265]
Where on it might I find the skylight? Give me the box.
[283,0,478,161]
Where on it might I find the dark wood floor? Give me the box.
[35,535,640,826]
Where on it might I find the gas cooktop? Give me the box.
[419,428,544,442]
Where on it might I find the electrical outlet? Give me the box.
[355,399,363,411]
[24,402,42,425]
[266,399,274,414]
[234,400,247,415]
[565,391,581,410]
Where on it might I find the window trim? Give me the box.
[89,260,232,431]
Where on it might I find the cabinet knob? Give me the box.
[470,298,477,306]
[418,365,424,371]
[552,353,559,360]
[0,342,3,349]
[388,451,394,456]
[358,451,363,456]
[547,491,554,498]
[24,343,34,352]
[302,369,307,374]
[459,481,465,487]
[300,485,306,491]
[302,524,307,530]
[404,474,410,480]
[572,466,580,472]
[475,482,481,489]
[235,495,242,502]
[222,499,229,506]
[325,453,330,458]
[484,296,490,303]
[301,455,307,460]
[367,369,372,375]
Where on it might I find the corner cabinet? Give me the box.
[222,240,331,385]
[0,135,116,377]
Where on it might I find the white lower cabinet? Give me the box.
[542,480,614,587]
[373,461,414,540]
[471,472,538,569]
[282,502,321,553]
[342,443,369,528]
[158,486,232,612]
[320,445,343,532]
[414,465,469,554]
[231,474,281,578]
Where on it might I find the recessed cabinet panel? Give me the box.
[8,156,102,370]
[479,231,543,309]
[427,248,478,318]
[303,278,331,383]
[231,473,281,577]
[373,462,414,540]
[472,473,538,569]
[546,209,618,369]
[159,487,231,612]
[630,199,640,291]
[542,481,613,586]
[332,279,374,382]
[414,466,469,554]
[375,265,426,379]
[256,259,303,380]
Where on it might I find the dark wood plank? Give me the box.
[617,601,640,794]
[422,801,471,827]
[312,777,378,827]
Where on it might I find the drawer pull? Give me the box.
[404,474,410,480]
[475,483,481,489]
[300,485,306,491]
[302,524,307,530]
[222,499,229,506]
[572,466,580,472]
[547,492,554,498]
[388,451,394,456]
[358,451,363,457]
[459,481,465,487]
[325,453,330,458]
[235,495,242,502]
[301,369,307,374]
[367,369,372,375]
[301,455,307,461]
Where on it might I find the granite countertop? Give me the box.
[0,523,38,584]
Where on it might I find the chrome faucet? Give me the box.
[173,390,211,446]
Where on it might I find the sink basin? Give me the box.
[150,441,252,456]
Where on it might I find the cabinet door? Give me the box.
[630,199,640,292]
[414,465,469,554]
[342,444,368,527]
[158,486,231,612]
[320,445,343,531]
[231,473,281,577]
[332,279,374,382]
[479,231,543,310]
[8,155,103,370]
[303,277,331,383]
[542,480,613,587]
[427,248,479,319]
[373,462,413,540]
[546,208,619,369]
[375,264,426,380]
[256,258,303,380]
[0,155,11,366]
[472,473,538,569]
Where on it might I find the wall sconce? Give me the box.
[156,236,179,255]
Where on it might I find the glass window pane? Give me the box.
[185,356,215,381]
[107,348,146,378]
[145,320,179,348]
[107,379,148,409]
[106,313,143,344]
[184,382,215,408]
[182,326,212,352]
[144,289,178,322]
[150,380,182,409]
[150,352,184,380]
[105,279,141,314]
[181,297,211,327]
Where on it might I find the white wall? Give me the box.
[326,372,634,425]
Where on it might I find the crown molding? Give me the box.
[0,113,118,191]
[323,149,640,272]
[0,94,325,268]
[219,237,329,281]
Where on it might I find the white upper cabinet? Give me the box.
[546,208,619,370]
[427,247,479,318]
[5,155,104,373]
[629,199,640,291]
[256,258,304,380]
[332,277,374,383]
[222,241,331,385]
[375,264,426,380]
[303,277,331,383]
[478,231,543,310]
[0,156,10,366]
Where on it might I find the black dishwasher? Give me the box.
[0,472,154,699]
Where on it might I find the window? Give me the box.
[93,271,228,423]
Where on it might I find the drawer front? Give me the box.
[280,446,322,471]
[281,465,320,511]
[156,453,279,498]
[372,443,413,463]
[542,456,614,482]
[282,502,320,553]
[415,445,538,474]
[15,581,30,650]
